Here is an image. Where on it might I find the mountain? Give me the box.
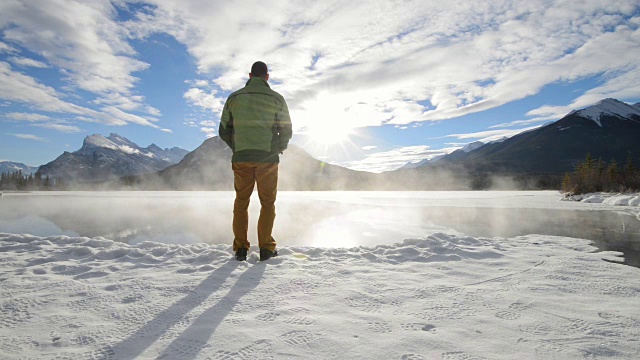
[38,133,189,182]
[0,161,38,175]
[428,98,640,175]
[401,154,446,169]
[142,136,380,190]
[401,141,485,170]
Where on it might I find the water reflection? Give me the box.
[1,191,639,267]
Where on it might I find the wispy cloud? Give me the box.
[4,112,50,122]
[7,56,48,68]
[440,126,541,143]
[0,62,87,114]
[339,145,460,173]
[4,112,82,133]
[10,133,46,141]
[489,115,559,129]
[0,41,16,53]
[32,123,81,133]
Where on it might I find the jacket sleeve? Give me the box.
[276,98,293,152]
[218,98,234,150]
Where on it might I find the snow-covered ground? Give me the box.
[1,191,640,359]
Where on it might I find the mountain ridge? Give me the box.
[37,134,189,182]
[420,98,640,175]
[0,161,38,175]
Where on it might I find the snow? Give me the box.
[117,145,141,155]
[0,161,36,175]
[575,98,640,127]
[563,192,640,207]
[1,193,640,359]
[461,141,484,153]
[84,134,119,151]
[1,232,639,359]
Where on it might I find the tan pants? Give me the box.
[232,162,278,252]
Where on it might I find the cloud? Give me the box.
[527,66,640,119]
[0,0,154,116]
[32,123,81,133]
[7,56,49,68]
[339,145,460,173]
[100,106,159,128]
[489,115,559,128]
[92,92,161,116]
[4,112,50,122]
[185,79,209,88]
[0,62,88,114]
[0,41,17,53]
[200,127,216,138]
[10,133,46,141]
[117,145,140,155]
[183,88,225,113]
[440,126,541,143]
[2,0,639,144]
[3,111,82,133]
[0,63,161,129]
[128,0,640,132]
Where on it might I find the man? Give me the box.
[218,61,292,262]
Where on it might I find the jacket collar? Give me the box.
[245,77,270,88]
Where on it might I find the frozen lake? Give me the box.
[1,191,639,266]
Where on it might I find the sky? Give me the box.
[0,0,639,172]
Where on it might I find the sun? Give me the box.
[306,122,352,145]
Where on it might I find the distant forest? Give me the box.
[0,170,64,191]
[562,153,639,194]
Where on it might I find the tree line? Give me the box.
[0,170,64,190]
[562,153,639,194]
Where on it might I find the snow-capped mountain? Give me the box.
[571,98,640,127]
[461,141,485,152]
[427,98,640,175]
[38,134,189,182]
[0,161,38,175]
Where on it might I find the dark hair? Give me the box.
[250,61,268,78]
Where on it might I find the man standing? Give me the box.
[218,61,292,261]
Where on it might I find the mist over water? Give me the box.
[1,191,639,267]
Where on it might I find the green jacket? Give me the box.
[218,77,293,163]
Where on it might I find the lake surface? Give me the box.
[1,191,639,267]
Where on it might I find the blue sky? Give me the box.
[1,1,639,172]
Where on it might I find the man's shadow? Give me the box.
[111,260,263,359]
[156,262,266,359]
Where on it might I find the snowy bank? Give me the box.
[562,192,640,206]
[1,233,639,359]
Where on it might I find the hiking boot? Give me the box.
[259,248,278,261]
[235,247,248,261]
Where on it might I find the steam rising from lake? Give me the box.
[1,191,639,266]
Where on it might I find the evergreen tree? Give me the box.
[606,160,619,192]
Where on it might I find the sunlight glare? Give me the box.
[306,121,353,145]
